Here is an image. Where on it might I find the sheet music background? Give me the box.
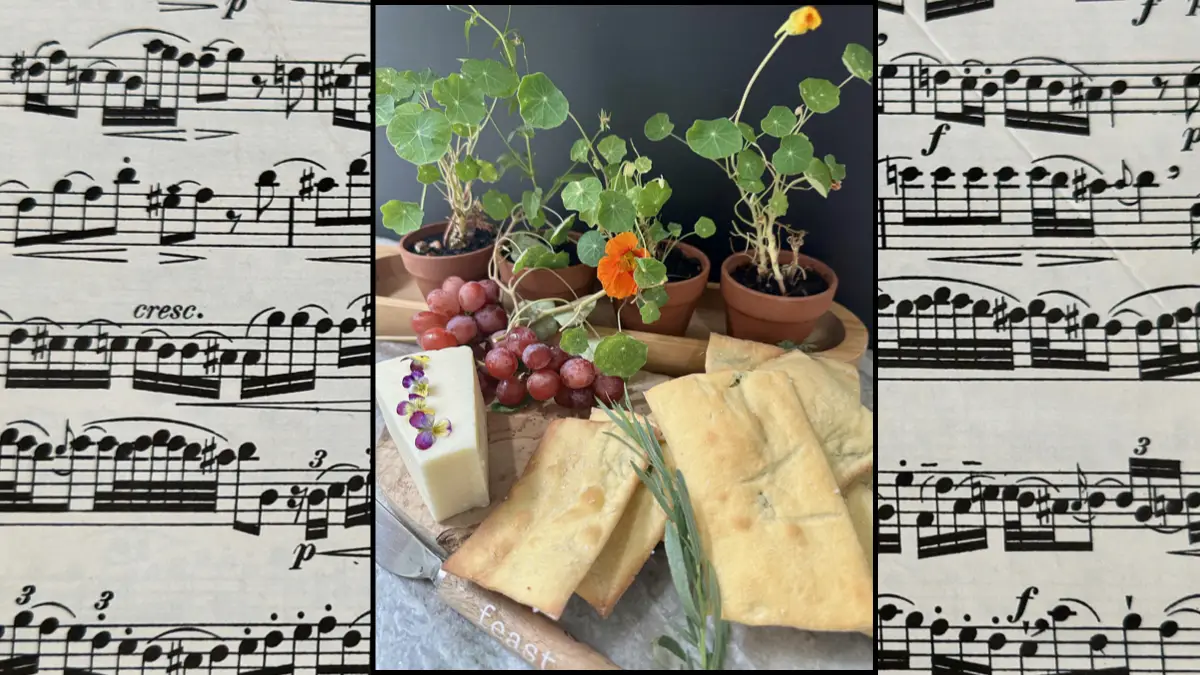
[0,1,370,672]
[879,2,1196,672]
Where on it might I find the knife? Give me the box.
[374,498,621,671]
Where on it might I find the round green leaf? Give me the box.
[737,122,756,144]
[644,113,674,141]
[633,156,652,174]
[416,164,440,185]
[375,94,395,127]
[548,214,576,246]
[633,258,667,289]
[569,138,590,163]
[512,243,549,275]
[800,78,840,114]
[432,74,486,127]
[824,154,846,182]
[768,192,789,217]
[593,333,648,379]
[477,159,499,183]
[387,107,452,165]
[522,189,543,227]
[642,285,669,307]
[736,149,766,181]
[804,157,833,197]
[639,301,661,324]
[637,178,672,218]
[455,157,480,182]
[380,200,423,235]
[376,67,408,97]
[577,229,607,267]
[461,58,519,97]
[667,222,682,238]
[596,191,637,233]
[693,216,716,239]
[685,118,742,160]
[760,105,797,138]
[517,72,569,130]
[559,326,589,355]
[405,68,437,93]
[772,134,814,175]
[561,177,603,213]
[596,135,627,165]
[842,43,874,83]
[481,189,515,221]
[737,177,765,193]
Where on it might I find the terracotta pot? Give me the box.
[720,251,838,343]
[497,236,597,302]
[616,242,711,336]
[398,221,495,298]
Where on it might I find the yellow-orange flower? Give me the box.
[777,7,822,37]
[597,232,648,300]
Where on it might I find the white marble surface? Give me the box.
[374,341,875,670]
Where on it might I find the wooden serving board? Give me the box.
[376,245,868,375]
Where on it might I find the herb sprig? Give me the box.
[598,396,728,670]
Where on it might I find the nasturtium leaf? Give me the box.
[637,178,672,218]
[648,221,669,244]
[416,164,441,185]
[578,208,598,228]
[380,200,423,235]
[593,333,649,379]
[842,43,874,83]
[376,67,407,97]
[405,68,438,93]
[496,150,528,178]
[561,177,602,213]
[596,191,637,233]
[685,118,742,160]
[606,165,633,193]
[639,300,661,324]
[388,107,452,165]
[805,157,833,197]
[455,156,480,182]
[633,156,652,174]
[800,78,840,114]
[461,58,519,97]
[693,216,716,239]
[522,189,543,228]
[768,191,789,217]
[760,105,797,138]
[633,257,667,289]
[569,138,590,163]
[548,214,575,246]
[481,189,516,221]
[596,135,628,165]
[512,243,549,275]
[508,124,535,141]
[824,154,846,181]
[625,185,642,209]
[559,326,589,355]
[622,163,638,179]
[432,74,486,126]
[736,177,766,193]
[772,133,814,175]
[737,121,756,144]
[530,250,569,271]
[642,285,669,307]
[477,159,499,182]
[736,149,766,181]
[667,222,682,238]
[517,72,569,129]
[644,113,674,141]
[576,229,607,266]
[452,123,479,138]
[375,94,395,126]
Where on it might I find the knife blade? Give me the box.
[374,498,620,671]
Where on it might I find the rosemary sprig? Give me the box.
[598,395,729,670]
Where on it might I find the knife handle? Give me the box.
[434,571,620,670]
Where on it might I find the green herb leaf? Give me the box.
[593,333,648,378]
[768,191,789,217]
[772,133,814,175]
[736,149,766,181]
[639,299,661,324]
[800,77,840,114]
[375,94,396,126]
[736,121,756,144]
[760,105,797,138]
[644,113,674,141]
[477,159,499,183]
[667,222,682,238]
[805,157,833,197]
[559,326,589,355]
[569,138,590,163]
[648,221,669,245]
[432,73,486,127]
[380,200,422,235]
[693,216,716,239]
[736,177,766,193]
[596,135,628,164]
[548,214,575,246]
[521,188,543,226]
[481,189,515,221]
[577,229,607,267]
[633,156,652,175]
[596,191,637,233]
[489,395,532,414]
[561,177,602,214]
[454,156,480,182]
[637,177,672,219]
[633,257,668,289]
[517,72,569,129]
[387,107,452,165]
[642,285,669,307]
[652,635,691,670]
[461,57,519,97]
[842,43,874,83]
[685,118,742,160]
[824,154,847,182]
[512,243,548,275]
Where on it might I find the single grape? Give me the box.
[445,315,479,345]
[559,357,596,389]
[479,279,501,304]
[411,311,448,335]
[441,276,466,297]
[522,343,552,370]
[495,377,527,407]
[473,304,508,334]
[546,345,569,372]
[509,326,539,355]
[526,369,561,401]
[458,281,488,313]
[484,348,518,380]
[418,327,458,351]
[593,375,625,405]
[477,366,498,401]
[566,384,594,409]
[470,340,490,363]
[426,289,460,317]
[553,384,574,409]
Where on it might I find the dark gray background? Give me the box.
[375,4,875,333]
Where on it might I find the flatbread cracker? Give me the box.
[575,478,667,618]
[703,333,785,373]
[645,370,873,632]
[843,482,873,573]
[442,418,647,620]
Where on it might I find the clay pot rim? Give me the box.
[720,251,837,303]
[398,220,497,261]
[659,240,711,288]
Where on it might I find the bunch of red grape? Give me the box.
[411,276,508,351]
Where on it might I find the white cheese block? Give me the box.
[376,346,489,522]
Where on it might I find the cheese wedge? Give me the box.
[375,347,489,522]
[442,418,647,619]
[645,370,873,632]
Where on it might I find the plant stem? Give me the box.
[732,34,788,125]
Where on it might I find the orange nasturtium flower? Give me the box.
[597,232,649,300]
[776,7,822,38]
